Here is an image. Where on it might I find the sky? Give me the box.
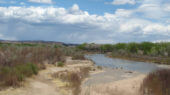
[0,0,170,43]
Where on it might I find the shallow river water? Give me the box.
[85,54,159,73]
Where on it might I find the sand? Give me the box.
[81,74,146,95]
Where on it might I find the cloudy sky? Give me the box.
[0,0,170,43]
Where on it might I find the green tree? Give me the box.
[114,43,127,50]
[76,43,87,50]
[127,43,139,53]
[100,44,113,52]
[139,42,154,55]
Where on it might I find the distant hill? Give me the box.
[0,40,79,46]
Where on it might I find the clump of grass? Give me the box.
[0,63,38,87]
[57,62,64,67]
[52,67,90,95]
[97,66,102,70]
[140,69,170,95]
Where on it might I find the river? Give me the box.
[85,54,160,73]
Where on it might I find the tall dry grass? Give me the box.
[52,67,90,95]
[0,43,65,87]
[61,47,85,60]
[140,69,170,95]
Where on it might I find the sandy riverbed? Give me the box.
[81,67,146,95]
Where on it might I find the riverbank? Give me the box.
[81,54,170,95]
[77,42,170,65]
[81,67,146,95]
[108,53,170,65]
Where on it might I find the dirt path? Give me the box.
[0,66,63,95]
[0,57,94,95]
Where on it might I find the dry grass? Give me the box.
[52,67,90,95]
[61,47,86,60]
[72,52,85,60]
[0,44,65,87]
[0,63,38,87]
[140,69,170,95]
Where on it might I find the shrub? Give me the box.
[0,63,38,87]
[97,66,102,70]
[76,43,87,50]
[57,62,64,67]
[114,43,127,50]
[72,52,85,60]
[100,44,114,52]
[140,69,170,95]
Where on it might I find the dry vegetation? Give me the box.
[0,42,87,89]
[140,69,170,95]
[0,43,65,88]
[52,67,90,95]
[61,46,86,60]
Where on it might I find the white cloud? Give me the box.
[70,4,79,11]
[0,2,169,43]
[0,34,17,40]
[115,9,133,18]
[28,0,52,4]
[153,39,170,43]
[20,2,25,5]
[111,0,136,5]
[137,4,165,19]
[143,24,170,35]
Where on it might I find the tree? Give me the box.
[127,43,138,53]
[139,42,154,55]
[76,43,87,50]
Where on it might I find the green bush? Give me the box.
[76,43,87,50]
[114,43,127,50]
[57,62,64,67]
[100,44,114,52]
